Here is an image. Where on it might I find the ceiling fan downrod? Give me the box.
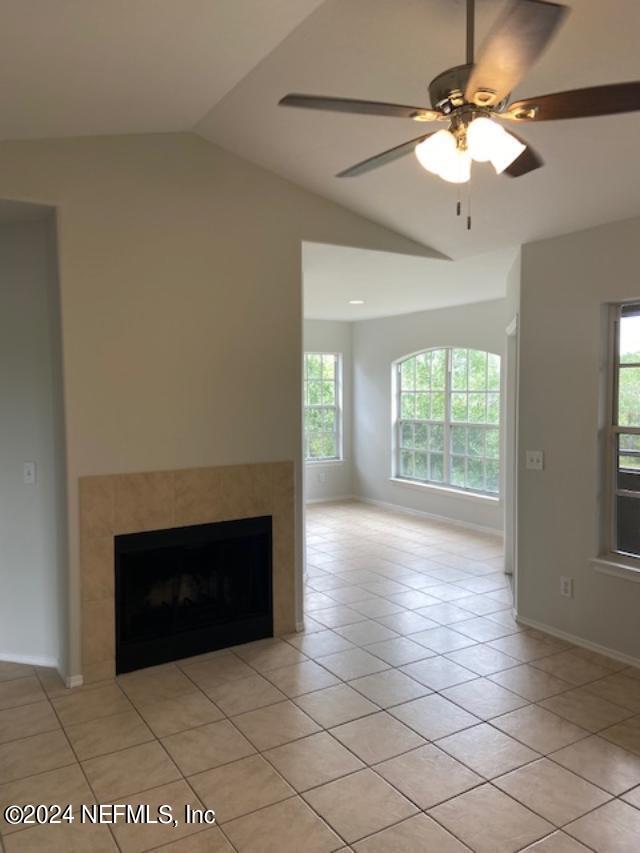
[466,0,475,64]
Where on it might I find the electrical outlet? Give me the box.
[23,461,36,485]
[560,576,573,598]
[317,471,327,485]
[526,450,544,471]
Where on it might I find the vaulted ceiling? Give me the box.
[1,0,640,259]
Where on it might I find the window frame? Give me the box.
[303,351,343,464]
[393,347,501,498]
[606,303,640,561]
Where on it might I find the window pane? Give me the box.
[322,408,336,432]
[486,460,500,494]
[619,454,640,472]
[451,393,467,422]
[415,393,429,420]
[468,350,487,391]
[401,422,414,449]
[306,354,322,379]
[485,428,500,459]
[620,434,640,452]
[487,393,500,424]
[305,408,323,431]
[452,349,468,390]
[451,425,466,455]
[429,424,444,453]
[401,358,415,390]
[430,453,444,482]
[322,381,335,405]
[431,392,445,421]
[468,427,485,457]
[322,354,336,380]
[620,309,640,364]
[451,456,465,487]
[401,450,414,478]
[616,495,640,555]
[618,367,640,426]
[468,393,487,423]
[320,434,337,458]
[414,423,428,450]
[467,458,485,491]
[308,434,324,458]
[488,353,500,391]
[431,349,446,390]
[415,451,428,479]
[415,353,430,390]
[401,394,415,419]
[308,381,322,405]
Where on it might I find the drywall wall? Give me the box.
[0,133,434,679]
[0,218,67,667]
[352,299,507,531]
[303,319,354,501]
[518,216,640,660]
[504,253,521,574]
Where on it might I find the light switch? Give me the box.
[23,461,36,485]
[525,450,544,471]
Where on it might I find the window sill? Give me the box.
[591,555,640,583]
[389,477,501,504]
[305,459,344,467]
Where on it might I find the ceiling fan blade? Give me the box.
[336,133,434,178]
[279,94,441,122]
[503,133,544,177]
[465,0,569,108]
[502,82,640,121]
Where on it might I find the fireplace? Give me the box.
[115,515,273,673]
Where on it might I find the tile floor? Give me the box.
[1,500,640,851]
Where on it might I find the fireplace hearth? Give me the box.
[115,515,272,673]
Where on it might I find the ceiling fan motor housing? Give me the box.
[429,63,507,114]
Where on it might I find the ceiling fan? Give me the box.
[278,0,640,185]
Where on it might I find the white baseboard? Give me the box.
[305,495,356,505]
[65,674,84,689]
[0,651,59,669]
[355,495,503,538]
[514,611,640,670]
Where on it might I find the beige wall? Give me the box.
[0,132,432,679]
[0,219,67,667]
[518,216,640,661]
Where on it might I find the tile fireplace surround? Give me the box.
[79,462,296,684]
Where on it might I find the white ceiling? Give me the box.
[303,242,517,320]
[0,0,639,260]
[0,0,324,138]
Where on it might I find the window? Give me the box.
[395,348,501,496]
[304,352,341,462]
[609,303,640,558]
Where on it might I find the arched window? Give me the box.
[395,348,501,495]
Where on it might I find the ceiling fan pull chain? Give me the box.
[456,185,461,217]
[467,178,472,231]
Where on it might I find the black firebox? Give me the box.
[115,516,272,674]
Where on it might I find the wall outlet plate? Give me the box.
[23,461,36,485]
[526,450,544,471]
[560,576,573,598]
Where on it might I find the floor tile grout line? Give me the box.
[29,669,125,853]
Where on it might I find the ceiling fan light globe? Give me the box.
[438,148,472,184]
[490,129,527,174]
[467,116,504,162]
[415,129,457,174]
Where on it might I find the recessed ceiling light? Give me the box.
[349,299,365,305]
